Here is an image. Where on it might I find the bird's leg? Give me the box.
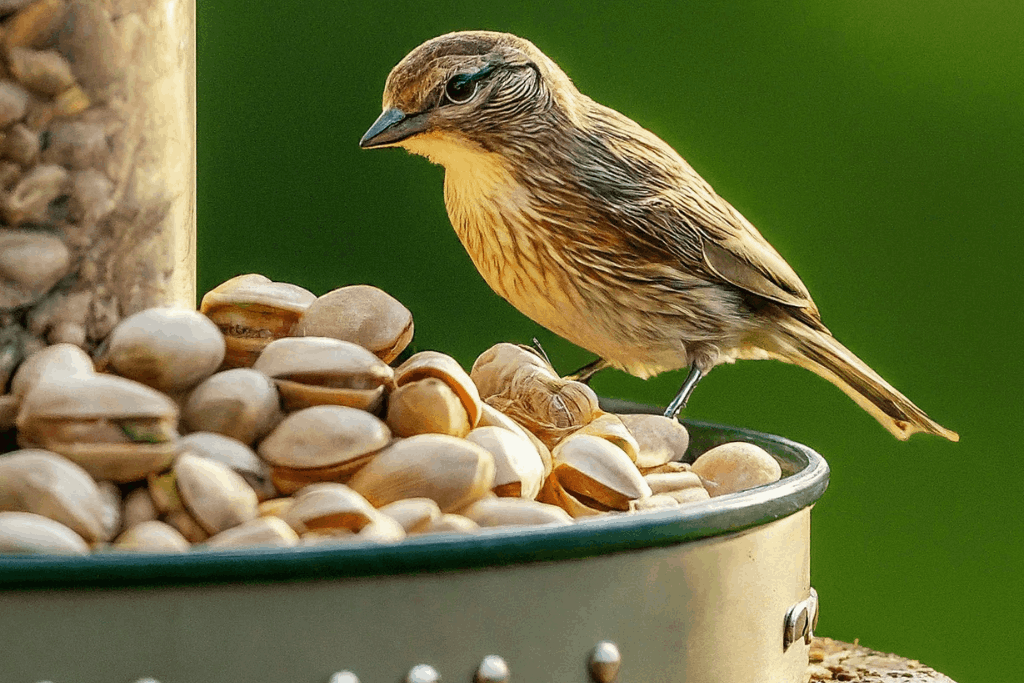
[565,357,611,384]
[664,364,704,420]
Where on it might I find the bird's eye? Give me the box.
[444,75,478,104]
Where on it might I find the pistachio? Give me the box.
[4,0,67,50]
[643,471,704,496]
[163,509,209,544]
[8,47,74,95]
[470,342,554,399]
[204,516,299,549]
[377,497,441,534]
[461,497,572,528]
[551,434,651,511]
[691,442,782,497]
[665,487,712,505]
[629,494,682,513]
[16,372,178,482]
[0,230,71,308]
[200,274,316,368]
[465,426,545,499]
[253,336,394,412]
[67,168,115,224]
[122,485,158,528]
[257,405,390,484]
[477,402,552,479]
[347,434,495,512]
[113,520,190,553]
[618,413,691,468]
[174,453,258,535]
[356,510,407,543]
[294,284,414,363]
[415,513,480,536]
[0,80,30,127]
[3,123,39,165]
[52,83,88,116]
[0,393,18,430]
[41,120,108,169]
[639,461,693,476]
[572,413,640,463]
[2,164,69,224]
[386,377,471,438]
[536,476,606,518]
[394,351,482,427]
[103,308,226,394]
[280,483,376,535]
[182,369,282,445]
[55,0,123,94]
[95,479,121,540]
[178,432,275,501]
[0,448,110,541]
[9,342,92,401]
[0,510,88,554]
[257,497,293,519]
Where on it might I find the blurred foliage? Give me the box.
[197,2,1022,680]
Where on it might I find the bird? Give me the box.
[359,30,958,442]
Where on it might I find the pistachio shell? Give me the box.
[0,229,71,306]
[552,434,651,510]
[104,308,226,394]
[461,497,573,528]
[178,432,275,501]
[347,434,495,512]
[270,460,374,496]
[618,413,691,468]
[386,377,471,438]
[0,511,89,554]
[294,285,414,363]
[470,343,555,399]
[484,368,600,448]
[200,274,316,368]
[0,394,18,430]
[536,476,606,519]
[281,483,376,534]
[204,516,299,549]
[174,453,258,535]
[572,413,640,463]
[122,486,158,528]
[10,342,93,401]
[377,497,441,534]
[643,471,704,495]
[415,513,480,536]
[95,480,121,540]
[15,373,178,482]
[113,520,190,553]
[8,47,74,96]
[257,405,390,471]
[394,351,482,427]
[257,497,294,519]
[691,442,782,497]
[253,336,394,412]
[163,509,209,543]
[0,448,109,541]
[629,494,682,512]
[477,402,552,478]
[665,487,712,505]
[182,369,282,445]
[465,426,545,499]
[357,510,407,543]
[639,461,693,476]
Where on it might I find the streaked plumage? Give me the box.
[360,30,957,442]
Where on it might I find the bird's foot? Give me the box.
[564,358,611,385]
[664,364,703,420]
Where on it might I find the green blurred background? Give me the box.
[196,1,1022,680]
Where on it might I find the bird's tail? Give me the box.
[765,320,959,442]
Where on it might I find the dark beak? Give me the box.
[359,108,428,148]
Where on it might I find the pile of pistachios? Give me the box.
[0,274,783,554]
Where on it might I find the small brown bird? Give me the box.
[360,30,958,441]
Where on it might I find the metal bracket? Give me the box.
[783,587,819,650]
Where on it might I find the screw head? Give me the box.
[588,641,621,683]
[328,672,360,683]
[475,654,510,683]
[406,663,441,683]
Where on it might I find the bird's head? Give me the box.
[359,31,579,166]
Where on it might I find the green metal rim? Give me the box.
[0,402,829,590]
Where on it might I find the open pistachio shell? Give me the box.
[257,405,390,472]
[174,453,259,535]
[15,373,179,482]
[571,413,640,463]
[182,368,283,445]
[617,413,691,468]
[394,351,482,427]
[357,510,407,543]
[665,487,712,505]
[386,377,471,438]
[691,441,782,497]
[465,426,545,499]
[551,434,651,511]
[10,342,93,401]
[629,494,683,512]
[253,336,394,412]
[640,461,693,476]
[178,432,276,501]
[103,307,226,393]
[294,285,414,363]
[536,476,607,519]
[347,434,495,513]
[477,402,552,478]
[470,342,555,400]
[122,486,158,529]
[414,513,480,536]
[113,520,190,553]
[257,497,294,519]
[0,448,110,542]
[95,480,122,540]
[164,509,210,543]
[377,497,441,534]
[204,516,299,549]
[461,497,573,528]
[643,471,704,496]
[200,274,316,368]
[0,511,89,554]
[281,483,376,534]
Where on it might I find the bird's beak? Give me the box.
[359,108,428,148]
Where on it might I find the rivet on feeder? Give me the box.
[807,587,820,642]
[328,671,360,683]
[406,663,441,683]
[588,640,621,683]
[475,654,510,683]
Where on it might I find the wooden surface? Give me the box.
[806,637,957,682]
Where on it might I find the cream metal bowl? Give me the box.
[0,400,829,683]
